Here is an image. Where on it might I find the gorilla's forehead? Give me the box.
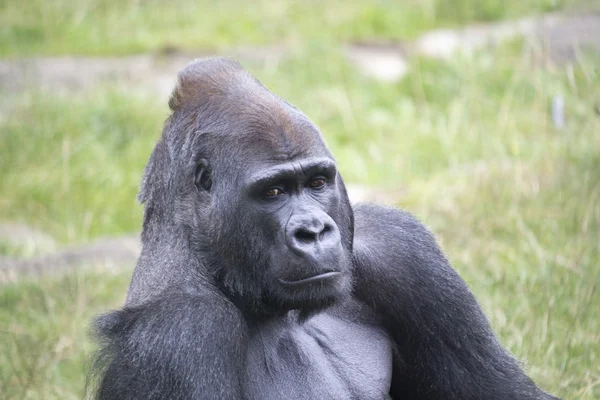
[207,93,327,160]
[197,95,331,164]
[206,118,334,179]
[237,117,331,162]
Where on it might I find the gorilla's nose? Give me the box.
[286,212,341,257]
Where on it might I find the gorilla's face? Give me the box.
[241,155,352,305]
[198,124,354,313]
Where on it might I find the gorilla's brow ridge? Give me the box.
[247,157,336,188]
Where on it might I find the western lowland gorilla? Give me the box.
[90,58,559,400]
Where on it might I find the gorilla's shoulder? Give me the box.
[352,203,447,271]
[353,203,435,242]
[95,290,244,341]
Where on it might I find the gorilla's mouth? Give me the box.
[278,271,341,288]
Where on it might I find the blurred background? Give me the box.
[1,1,599,398]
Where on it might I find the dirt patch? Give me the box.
[0,223,57,255]
[0,234,140,283]
[0,45,289,100]
[537,12,600,63]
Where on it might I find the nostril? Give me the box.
[318,225,333,241]
[295,229,317,244]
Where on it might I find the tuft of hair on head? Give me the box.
[168,57,248,112]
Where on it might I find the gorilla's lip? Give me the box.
[278,271,342,287]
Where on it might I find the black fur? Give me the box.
[89,58,559,400]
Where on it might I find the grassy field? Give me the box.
[1,1,599,399]
[0,0,579,56]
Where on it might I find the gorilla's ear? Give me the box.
[194,159,212,191]
[168,57,245,112]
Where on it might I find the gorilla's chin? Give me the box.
[265,247,353,310]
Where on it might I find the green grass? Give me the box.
[0,0,576,56]
[1,270,131,399]
[2,0,600,399]
[1,89,162,242]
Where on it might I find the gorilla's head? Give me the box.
[138,58,354,315]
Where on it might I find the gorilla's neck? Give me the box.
[125,220,211,307]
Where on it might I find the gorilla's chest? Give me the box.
[244,310,393,400]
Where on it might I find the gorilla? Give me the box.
[91,58,559,400]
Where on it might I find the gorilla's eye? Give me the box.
[265,187,284,197]
[309,177,326,189]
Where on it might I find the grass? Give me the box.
[0,0,578,56]
[1,89,161,242]
[1,270,130,399]
[1,0,600,399]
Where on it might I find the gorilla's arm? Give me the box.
[91,291,247,400]
[352,203,556,400]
